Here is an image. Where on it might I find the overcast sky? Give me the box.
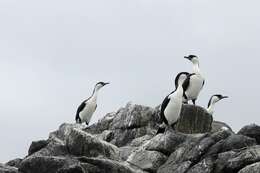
[0,0,260,162]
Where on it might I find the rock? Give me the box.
[29,135,68,157]
[86,103,160,148]
[145,131,187,155]
[183,130,231,163]
[238,124,260,144]
[110,126,155,147]
[238,162,260,173]
[5,159,22,168]
[187,157,214,173]
[95,130,114,142]
[157,161,192,173]
[86,112,116,134]
[65,127,120,160]
[56,164,85,173]
[127,150,167,173]
[214,151,237,173]
[28,140,49,155]
[129,135,153,147]
[205,134,256,157]
[119,147,138,161]
[157,134,208,173]
[110,103,159,130]
[211,121,234,133]
[215,145,260,173]
[3,102,257,173]
[0,164,18,173]
[176,104,213,134]
[77,157,146,173]
[19,156,74,173]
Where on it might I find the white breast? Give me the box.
[164,93,183,125]
[185,74,204,100]
[79,99,97,124]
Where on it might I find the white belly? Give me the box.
[164,96,183,125]
[185,75,204,100]
[79,102,96,124]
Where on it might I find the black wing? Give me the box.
[75,101,86,123]
[160,94,171,125]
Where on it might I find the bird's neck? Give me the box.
[192,63,201,74]
[91,88,99,102]
[175,84,184,96]
[207,103,215,115]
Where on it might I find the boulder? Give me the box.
[28,140,49,155]
[109,103,159,130]
[176,104,213,134]
[19,156,74,173]
[211,121,234,133]
[86,103,160,148]
[157,161,192,173]
[85,112,116,134]
[127,150,167,173]
[28,135,68,157]
[119,146,138,161]
[145,131,187,155]
[5,159,22,168]
[239,162,260,173]
[65,127,120,160]
[0,164,18,173]
[77,157,146,173]
[129,135,153,147]
[110,126,155,147]
[186,157,214,173]
[205,134,256,157]
[215,145,260,173]
[238,124,260,144]
[3,102,260,173]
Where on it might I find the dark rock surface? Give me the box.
[0,164,18,173]
[28,140,49,155]
[176,104,213,134]
[2,103,260,173]
[238,124,260,144]
[5,159,22,168]
[211,121,234,133]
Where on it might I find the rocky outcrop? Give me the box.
[238,124,260,144]
[176,104,213,134]
[211,121,234,133]
[2,103,260,173]
[0,164,18,173]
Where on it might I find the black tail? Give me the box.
[156,127,166,134]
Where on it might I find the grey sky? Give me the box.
[0,0,260,162]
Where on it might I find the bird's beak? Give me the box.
[184,56,192,61]
[104,82,110,85]
[221,96,228,99]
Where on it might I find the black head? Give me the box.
[95,82,110,87]
[184,55,198,61]
[94,82,110,91]
[208,94,228,108]
[215,94,228,100]
[175,72,189,88]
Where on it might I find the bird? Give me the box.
[174,72,190,103]
[75,82,109,126]
[207,94,228,115]
[157,72,188,134]
[183,55,205,105]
